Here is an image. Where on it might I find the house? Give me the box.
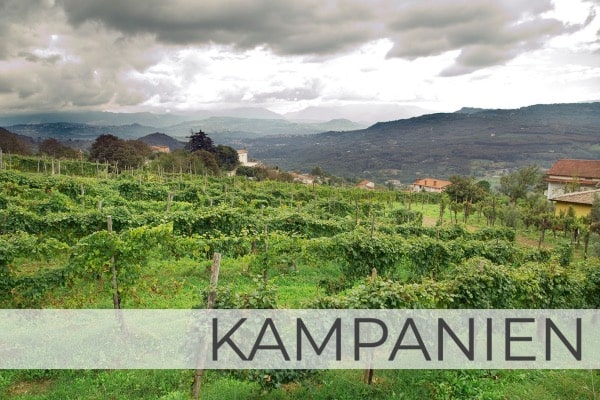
[550,189,600,218]
[237,149,260,167]
[150,145,170,154]
[411,178,452,193]
[357,180,375,190]
[545,159,600,199]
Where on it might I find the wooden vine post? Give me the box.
[106,215,120,310]
[363,267,378,385]
[166,192,173,212]
[192,252,221,400]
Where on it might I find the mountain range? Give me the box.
[1,102,598,184]
[238,102,600,183]
[0,102,429,127]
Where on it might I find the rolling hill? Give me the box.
[240,102,600,183]
[137,133,185,151]
[3,117,366,143]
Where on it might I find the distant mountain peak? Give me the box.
[455,107,488,114]
[137,132,185,151]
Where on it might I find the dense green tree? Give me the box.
[214,144,239,171]
[88,134,151,169]
[38,138,81,159]
[185,129,214,153]
[476,180,491,192]
[194,150,220,175]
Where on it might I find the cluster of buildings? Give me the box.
[544,159,600,217]
[407,159,600,218]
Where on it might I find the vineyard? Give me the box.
[1,155,599,399]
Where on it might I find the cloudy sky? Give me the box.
[1,0,599,116]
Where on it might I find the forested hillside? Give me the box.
[244,102,600,183]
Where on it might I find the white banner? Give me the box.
[0,309,596,369]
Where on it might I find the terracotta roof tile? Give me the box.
[551,189,600,205]
[413,178,452,189]
[547,159,600,179]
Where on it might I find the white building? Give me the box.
[237,149,260,167]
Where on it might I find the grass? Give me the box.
[4,244,596,400]
[4,369,598,400]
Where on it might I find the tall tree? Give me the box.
[185,129,214,153]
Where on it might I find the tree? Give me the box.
[476,180,491,193]
[185,129,214,153]
[150,149,220,176]
[445,176,486,223]
[499,166,541,203]
[445,175,486,204]
[194,150,220,175]
[214,145,239,171]
[522,193,554,247]
[88,134,151,169]
[38,138,80,159]
[311,166,325,177]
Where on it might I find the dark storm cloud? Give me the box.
[58,0,375,55]
[55,0,579,76]
[0,0,163,111]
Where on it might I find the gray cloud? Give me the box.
[58,0,375,55]
[54,0,580,76]
[386,0,570,75]
[0,0,596,112]
[252,79,323,102]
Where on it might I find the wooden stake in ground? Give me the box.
[166,192,173,212]
[106,215,120,310]
[363,268,377,385]
[192,252,221,400]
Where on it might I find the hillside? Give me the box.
[163,117,365,139]
[138,132,185,151]
[241,102,600,183]
[5,122,157,140]
[0,127,33,154]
